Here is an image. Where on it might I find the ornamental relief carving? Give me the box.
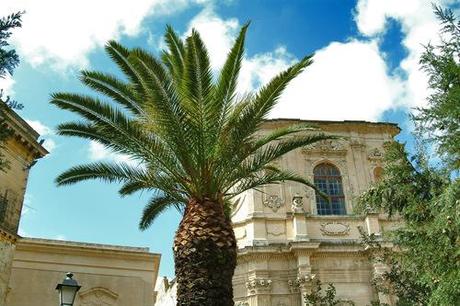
[320,222,350,236]
[368,147,383,161]
[291,193,304,212]
[288,274,316,292]
[266,223,285,237]
[263,195,284,212]
[304,139,345,152]
[245,278,272,295]
[79,287,118,306]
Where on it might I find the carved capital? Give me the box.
[246,278,272,295]
[288,274,316,292]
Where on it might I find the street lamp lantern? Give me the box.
[56,272,81,306]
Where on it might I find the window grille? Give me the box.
[314,163,346,215]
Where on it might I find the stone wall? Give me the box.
[0,237,15,306]
[7,238,160,306]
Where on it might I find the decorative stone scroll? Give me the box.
[302,139,346,153]
[320,222,350,236]
[291,193,304,212]
[245,278,272,294]
[368,148,383,161]
[288,273,316,292]
[235,302,249,306]
[79,287,118,306]
[263,195,283,212]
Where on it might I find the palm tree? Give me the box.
[52,24,332,306]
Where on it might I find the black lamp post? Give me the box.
[56,272,81,306]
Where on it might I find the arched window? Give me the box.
[314,163,346,215]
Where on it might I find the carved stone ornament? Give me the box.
[266,224,285,237]
[288,274,316,292]
[302,139,345,153]
[246,278,272,294]
[368,148,383,160]
[235,302,249,306]
[79,287,118,306]
[263,195,283,212]
[291,193,304,211]
[320,222,350,236]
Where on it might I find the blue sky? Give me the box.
[1,0,458,278]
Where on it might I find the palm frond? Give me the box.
[139,195,184,230]
[227,167,317,196]
[80,70,143,115]
[105,41,141,85]
[162,25,186,83]
[55,162,148,186]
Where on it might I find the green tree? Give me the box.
[415,5,460,171]
[0,11,24,172]
[357,142,459,305]
[304,279,355,306]
[356,6,460,305]
[52,25,331,306]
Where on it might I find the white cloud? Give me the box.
[88,140,139,166]
[0,0,207,71]
[186,2,456,122]
[0,75,15,97]
[185,9,296,94]
[239,47,296,94]
[355,0,456,109]
[186,7,240,70]
[275,40,404,121]
[25,119,56,152]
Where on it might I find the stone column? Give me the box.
[365,214,396,305]
[364,213,381,235]
[291,194,309,241]
[296,254,315,305]
[245,275,272,306]
[372,262,396,306]
[289,243,319,306]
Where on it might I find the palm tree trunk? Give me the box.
[174,198,237,306]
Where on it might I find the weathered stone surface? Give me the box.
[0,240,14,306]
[0,107,47,305]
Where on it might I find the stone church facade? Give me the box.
[156,119,400,306]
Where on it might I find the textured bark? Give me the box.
[174,198,237,306]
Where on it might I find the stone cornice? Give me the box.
[16,237,160,263]
[261,119,400,136]
[0,105,48,158]
[0,226,18,243]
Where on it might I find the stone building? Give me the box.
[155,119,401,306]
[0,105,47,305]
[7,238,160,306]
[0,107,161,306]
